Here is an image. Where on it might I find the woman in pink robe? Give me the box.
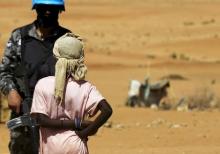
[31,33,112,154]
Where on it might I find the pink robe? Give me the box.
[31,76,104,154]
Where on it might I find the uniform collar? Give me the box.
[27,20,61,40]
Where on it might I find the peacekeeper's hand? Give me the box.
[7,89,22,114]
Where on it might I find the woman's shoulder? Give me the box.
[36,76,55,87]
[40,76,55,81]
[72,80,96,88]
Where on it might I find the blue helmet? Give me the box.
[32,0,65,11]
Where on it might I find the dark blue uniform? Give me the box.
[0,21,70,154]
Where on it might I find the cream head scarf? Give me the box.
[53,33,87,103]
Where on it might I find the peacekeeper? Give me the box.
[0,0,76,153]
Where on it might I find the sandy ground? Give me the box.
[1,0,220,153]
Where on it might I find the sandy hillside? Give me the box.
[1,0,220,154]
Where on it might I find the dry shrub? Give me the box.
[183,21,195,26]
[160,74,188,80]
[201,19,215,25]
[170,52,190,61]
[186,87,219,111]
[159,88,220,111]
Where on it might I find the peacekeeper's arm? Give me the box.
[0,29,22,113]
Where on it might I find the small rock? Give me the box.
[104,121,112,128]
[115,124,124,129]
[150,104,158,110]
[171,124,181,128]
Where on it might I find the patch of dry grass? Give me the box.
[159,87,220,111]
[186,87,220,110]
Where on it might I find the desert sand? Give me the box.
[1,0,220,154]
